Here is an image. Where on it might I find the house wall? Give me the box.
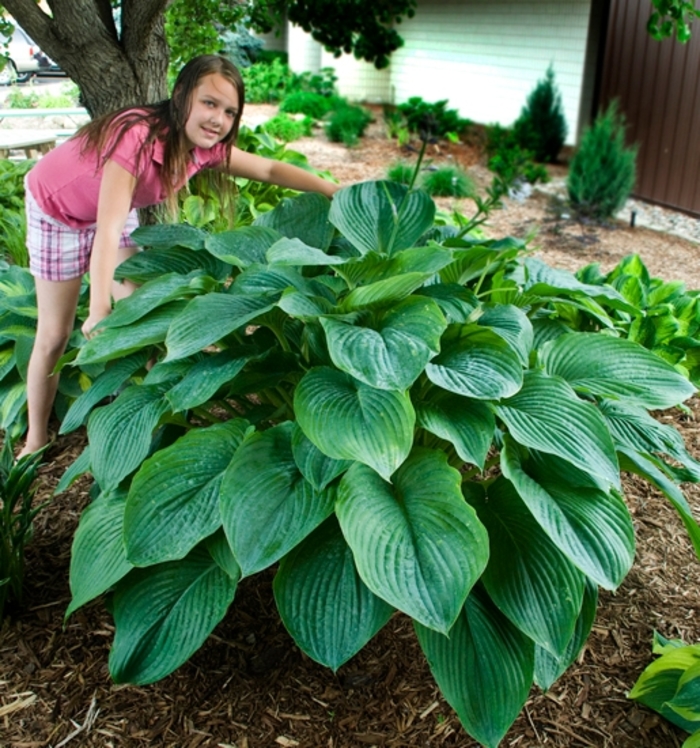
[286,0,595,145]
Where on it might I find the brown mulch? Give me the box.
[2,106,700,748]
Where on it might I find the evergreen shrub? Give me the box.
[280,91,335,120]
[513,65,568,163]
[397,97,471,138]
[567,102,637,221]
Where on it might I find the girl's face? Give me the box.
[184,72,240,150]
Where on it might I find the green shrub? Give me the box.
[280,91,335,120]
[386,161,414,186]
[220,23,264,69]
[397,97,471,139]
[48,180,700,748]
[629,631,700,744]
[0,159,34,266]
[422,166,475,198]
[294,67,338,97]
[567,101,637,220]
[0,439,45,621]
[262,112,313,142]
[513,66,568,163]
[485,125,549,187]
[5,85,39,109]
[324,103,372,146]
[241,58,295,103]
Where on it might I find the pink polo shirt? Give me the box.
[26,118,228,229]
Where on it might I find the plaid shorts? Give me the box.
[25,183,140,281]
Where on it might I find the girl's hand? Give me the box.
[82,307,111,339]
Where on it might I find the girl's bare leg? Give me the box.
[19,276,82,457]
[111,244,140,301]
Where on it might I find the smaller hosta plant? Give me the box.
[324,103,372,146]
[568,101,637,220]
[629,631,700,747]
[422,165,475,198]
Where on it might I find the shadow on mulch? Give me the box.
[3,400,700,748]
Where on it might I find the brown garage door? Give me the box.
[599,0,700,216]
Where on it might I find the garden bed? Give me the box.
[2,106,700,747]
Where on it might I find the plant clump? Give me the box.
[324,103,372,146]
[261,112,313,143]
[421,165,475,198]
[513,65,568,163]
[280,91,336,120]
[567,101,637,221]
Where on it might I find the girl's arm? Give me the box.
[82,159,137,337]
[224,147,340,199]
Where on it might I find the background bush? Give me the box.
[567,101,637,220]
[397,97,471,139]
[513,65,568,163]
[280,91,336,120]
[422,165,475,198]
[262,112,313,142]
[485,125,549,187]
[325,103,372,146]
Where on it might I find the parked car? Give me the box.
[0,24,53,85]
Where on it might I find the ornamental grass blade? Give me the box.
[124,420,249,567]
[67,488,133,618]
[220,422,336,577]
[321,296,446,391]
[273,516,394,671]
[109,545,238,685]
[540,331,696,409]
[501,440,635,590]
[426,327,523,400]
[294,367,414,481]
[469,476,585,656]
[88,384,170,491]
[495,370,620,488]
[415,587,534,748]
[336,450,489,634]
[329,181,435,257]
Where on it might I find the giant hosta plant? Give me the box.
[62,181,700,748]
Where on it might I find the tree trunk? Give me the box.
[1,0,171,116]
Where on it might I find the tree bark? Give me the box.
[1,0,171,116]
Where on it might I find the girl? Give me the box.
[20,54,339,457]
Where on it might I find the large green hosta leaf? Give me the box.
[75,301,188,365]
[295,367,414,481]
[88,384,171,491]
[415,393,494,469]
[266,237,346,267]
[415,587,534,748]
[477,304,534,366]
[340,272,433,312]
[220,422,336,577]
[468,478,585,656]
[321,297,446,391]
[495,370,620,488]
[501,440,635,590]
[60,351,150,434]
[540,332,696,409]
[535,578,598,690]
[254,191,334,250]
[124,420,249,566]
[102,271,215,329]
[273,516,394,671]
[164,292,277,361]
[416,283,479,324]
[131,223,208,250]
[166,347,255,413]
[426,326,523,400]
[291,423,352,491]
[619,447,700,558]
[338,244,453,288]
[336,450,489,633]
[329,181,435,257]
[67,488,133,618]
[115,246,229,283]
[109,544,238,685]
[204,225,281,266]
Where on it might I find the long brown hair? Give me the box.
[78,55,245,216]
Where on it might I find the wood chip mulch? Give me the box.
[2,111,700,747]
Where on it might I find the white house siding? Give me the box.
[284,0,594,145]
